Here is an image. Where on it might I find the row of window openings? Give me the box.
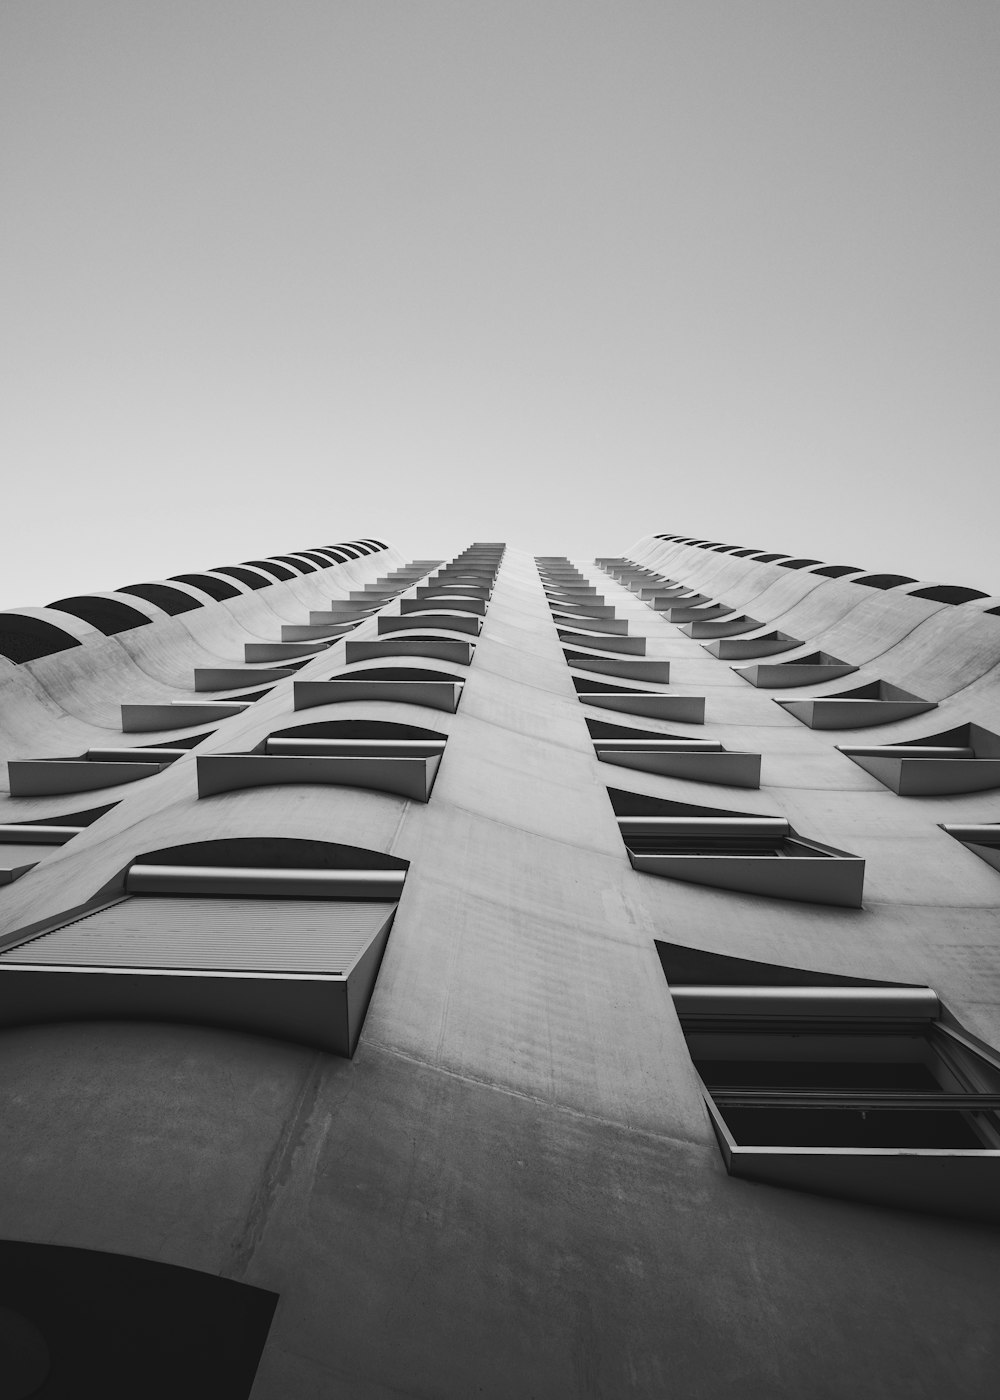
[604,559,931,700]
[1,552,507,1044]
[0,540,392,664]
[187,550,504,704]
[545,560,998,1216]
[594,563,1000,882]
[0,543,501,1019]
[602,561,1000,798]
[539,559,758,788]
[0,837,407,1060]
[4,553,506,802]
[117,554,503,731]
[649,537,993,607]
[658,940,1000,1224]
[540,562,843,899]
[542,561,868,904]
[3,829,995,1225]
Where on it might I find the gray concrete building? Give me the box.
[1,532,999,1397]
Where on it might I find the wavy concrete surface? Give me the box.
[0,543,996,1398]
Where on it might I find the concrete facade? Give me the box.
[0,534,999,1396]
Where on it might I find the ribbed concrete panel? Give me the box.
[2,897,396,973]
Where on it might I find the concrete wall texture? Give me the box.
[0,534,999,1397]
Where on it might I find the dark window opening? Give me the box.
[910,585,989,605]
[239,560,295,581]
[853,574,918,590]
[213,566,270,590]
[0,617,82,663]
[812,564,863,578]
[169,572,241,601]
[118,583,203,615]
[47,596,153,635]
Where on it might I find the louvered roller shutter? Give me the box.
[2,898,396,975]
[0,896,398,1056]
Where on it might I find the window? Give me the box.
[839,722,1000,795]
[0,838,407,1058]
[658,941,1000,1222]
[733,650,858,689]
[853,573,917,589]
[169,572,241,600]
[573,676,704,724]
[47,595,153,635]
[588,719,759,788]
[0,804,115,884]
[778,680,936,730]
[811,563,862,577]
[612,790,864,906]
[7,741,195,797]
[294,667,464,715]
[118,582,204,615]
[703,631,801,661]
[198,719,447,803]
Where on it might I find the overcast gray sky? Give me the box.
[2,1,998,607]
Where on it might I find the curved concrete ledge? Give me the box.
[682,615,763,639]
[310,605,380,622]
[549,605,621,625]
[543,587,601,602]
[777,681,937,730]
[596,741,760,788]
[400,597,486,616]
[563,651,669,683]
[294,679,463,714]
[611,792,864,906]
[703,632,802,660]
[121,701,253,732]
[734,654,858,688]
[637,585,685,600]
[429,574,496,590]
[8,758,169,797]
[244,639,339,663]
[378,613,482,638]
[283,623,358,641]
[196,751,442,802]
[193,665,297,692]
[644,594,704,611]
[574,680,705,723]
[665,603,734,624]
[348,589,405,604]
[557,630,646,656]
[414,586,490,603]
[628,842,863,906]
[839,722,1000,795]
[345,638,474,666]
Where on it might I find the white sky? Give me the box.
[2,1,998,606]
